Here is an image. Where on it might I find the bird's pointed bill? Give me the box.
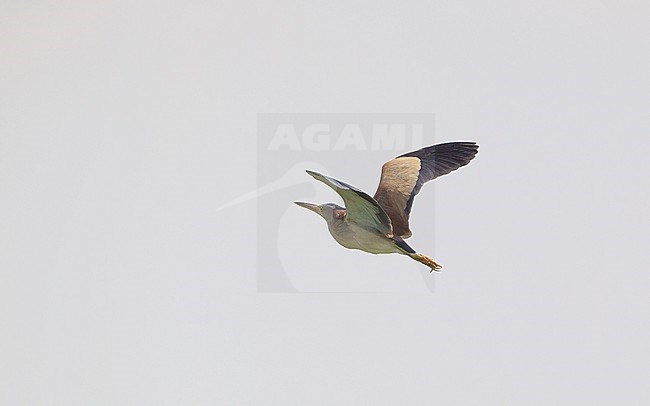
[294,202,321,214]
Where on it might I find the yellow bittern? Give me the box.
[295,141,478,271]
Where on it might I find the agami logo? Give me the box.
[267,123,425,151]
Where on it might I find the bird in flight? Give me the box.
[295,141,478,272]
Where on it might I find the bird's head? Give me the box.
[294,202,345,223]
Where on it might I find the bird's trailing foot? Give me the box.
[410,253,443,272]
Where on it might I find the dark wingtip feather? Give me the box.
[400,141,479,169]
[401,141,478,158]
[400,141,479,215]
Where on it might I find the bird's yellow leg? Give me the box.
[409,253,443,272]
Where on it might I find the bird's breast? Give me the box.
[327,221,400,254]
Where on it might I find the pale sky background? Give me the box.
[2,0,650,404]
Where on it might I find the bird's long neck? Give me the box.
[327,216,355,248]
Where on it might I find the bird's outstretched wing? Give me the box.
[373,142,479,238]
[306,170,393,235]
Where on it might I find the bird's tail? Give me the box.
[392,237,415,254]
